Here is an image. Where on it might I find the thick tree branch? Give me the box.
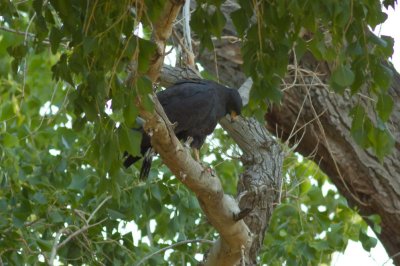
[265,58,400,264]
[131,1,256,265]
[190,6,400,260]
[146,0,186,82]
[158,64,283,264]
[139,93,252,266]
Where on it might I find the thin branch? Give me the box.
[0,26,68,48]
[383,251,399,265]
[49,229,65,266]
[87,196,112,224]
[135,239,214,266]
[183,0,193,52]
[57,218,107,250]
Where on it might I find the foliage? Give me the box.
[193,0,395,160]
[0,0,394,265]
[261,155,379,265]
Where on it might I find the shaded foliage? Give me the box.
[0,0,395,264]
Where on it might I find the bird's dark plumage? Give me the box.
[124,79,243,179]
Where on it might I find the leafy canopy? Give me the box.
[0,0,395,265]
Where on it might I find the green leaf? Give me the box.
[231,9,248,36]
[279,229,287,237]
[7,44,28,59]
[350,105,371,148]
[107,208,126,220]
[331,65,355,89]
[369,127,395,161]
[37,239,53,252]
[3,133,19,147]
[83,36,97,55]
[32,192,47,205]
[138,38,157,73]
[118,125,141,158]
[123,93,139,127]
[210,8,226,38]
[49,26,63,54]
[68,174,87,191]
[367,214,382,234]
[51,53,74,86]
[0,102,15,121]
[376,93,393,122]
[373,64,393,92]
[136,76,154,112]
[380,35,394,57]
[48,210,64,224]
[359,230,377,251]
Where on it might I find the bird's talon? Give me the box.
[170,121,178,130]
[184,137,194,148]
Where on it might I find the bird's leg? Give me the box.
[193,148,200,162]
[184,136,193,148]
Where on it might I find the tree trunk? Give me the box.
[196,40,400,265]
[266,54,400,265]
[190,2,400,261]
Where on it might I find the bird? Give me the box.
[124,79,243,180]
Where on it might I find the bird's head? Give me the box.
[227,89,243,121]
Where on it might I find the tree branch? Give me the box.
[135,239,214,266]
[157,64,283,264]
[130,1,259,264]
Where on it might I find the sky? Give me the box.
[332,4,399,265]
[376,4,400,71]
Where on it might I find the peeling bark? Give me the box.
[189,3,400,264]
[220,117,283,264]
[265,56,400,265]
[141,101,252,266]
[159,65,283,264]
[194,29,400,266]
[130,1,270,265]
[146,0,185,82]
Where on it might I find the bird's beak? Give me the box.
[230,111,238,122]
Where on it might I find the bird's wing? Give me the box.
[157,84,218,134]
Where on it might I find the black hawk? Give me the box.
[124,79,243,179]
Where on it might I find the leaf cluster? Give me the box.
[0,0,395,264]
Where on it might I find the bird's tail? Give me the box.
[123,153,141,168]
[139,148,154,180]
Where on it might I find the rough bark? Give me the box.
[146,0,185,82]
[189,2,400,264]
[140,0,400,263]
[141,101,252,266]
[195,29,400,266]
[131,1,273,265]
[266,56,400,264]
[159,65,283,264]
[220,117,283,264]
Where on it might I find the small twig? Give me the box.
[146,221,154,247]
[24,218,45,228]
[57,218,107,250]
[135,239,214,266]
[49,229,65,266]
[383,251,400,265]
[282,49,299,91]
[0,26,68,47]
[287,108,327,147]
[285,92,308,145]
[87,196,112,224]
[305,87,368,207]
[183,0,193,52]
